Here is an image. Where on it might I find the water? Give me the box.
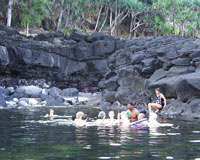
[0,107,200,160]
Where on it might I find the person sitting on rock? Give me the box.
[148,88,166,113]
[127,103,140,122]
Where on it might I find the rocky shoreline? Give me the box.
[0,25,200,119]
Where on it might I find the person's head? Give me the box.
[127,103,134,111]
[76,112,84,119]
[98,111,106,119]
[138,113,145,120]
[155,88,161,96]
[81,114,88,121]
[49,109,54,117]
[121,111,129,120]
[72,114,76,121]
[108,111,115,119]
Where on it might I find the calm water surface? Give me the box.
[0,107,200,160]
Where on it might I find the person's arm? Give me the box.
[161,93,167,107]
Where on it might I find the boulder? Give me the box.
[99,101,111,109]
[86,93,102,107]
[48,87,62,98]
[7,87,15,95]
[166,66,195,77]
[103,91,116,103]
[0,46,9,71]
[86,32,104,43]
[171,58,191,66]
[105,77,119,91]
[69,31,88,42]
[15,85,42,98]
[62,88,79,97]
[148,69,167,83]
[131,51,146,64]
[46,95,65,106]
[115,86,135,105]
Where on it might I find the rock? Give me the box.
[148,69,167,83]
[0,25,20,36]
[86,92,102,107]
[28,98,41,106]
[182,98,200,119]
[7,87,15,95]
[174,73,200,102]
[33,32,64,41]
[171,58,191,66]
[69,31,88,42]
[6,100,17,108]
[103,91,116,103]
[86,32,104,43]
[115,86,135,105]
[166,66,195,77]
[92,40,116,59]
[105,71,117,80]
[105,77,119,91]
[98,80,105,89]
[0,46,9,71]
[48,87,61,98]
[160,99,184,118]
[99,101,111,109]
[15,85,42,98]
[131,51,146,64]
[62,88,79,97]
[46,95,65,106]
[18,100,30,107]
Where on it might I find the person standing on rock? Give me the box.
[127,103,140,122]
[148,88,166,113]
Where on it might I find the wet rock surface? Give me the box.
[0,25,200,119]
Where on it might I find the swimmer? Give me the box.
[148,112,172,127]
[94,111,106,125]
[127,103,140,122]
[44,109,54,118]
[74,111,84,123]
[119,111,130,125]
[104,111,117,125]
[74,114,88,126]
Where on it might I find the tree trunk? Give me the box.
[56,0,64,31]
[7,0,13,27]
[26,22,29,37]
[94,5,103,32]
[99,7,108,32]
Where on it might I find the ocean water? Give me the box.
[0,107,200,160]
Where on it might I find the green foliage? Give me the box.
[2,0,200,38]
[20,0,51,27]
[62,28,69,35]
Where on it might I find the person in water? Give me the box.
[127,103,140,122]
[45,109,54,118]
[148,88,167,113]
[74,114,88,126]
[94,111,106,124]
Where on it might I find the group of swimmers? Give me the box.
[45,88,171,127]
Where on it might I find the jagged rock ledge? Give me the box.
[0,25,200,120]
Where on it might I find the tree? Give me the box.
[20,0,50,36]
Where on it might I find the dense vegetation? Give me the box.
[0,0,200,38]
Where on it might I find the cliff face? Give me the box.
[0,25,200,119]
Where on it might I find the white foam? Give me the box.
[167,133,181,136]
[192,131,200,133]
[189,140,200,143]
[166,156,174,159]
[98,157,111,159]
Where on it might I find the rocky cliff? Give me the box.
[0,25,200,119]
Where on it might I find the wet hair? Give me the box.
[82,114,88,120]
[155,88,161,92]
[72,115,76,121]
[98,111,106,119]
[76,112,84,119]
[128,102,134,106]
